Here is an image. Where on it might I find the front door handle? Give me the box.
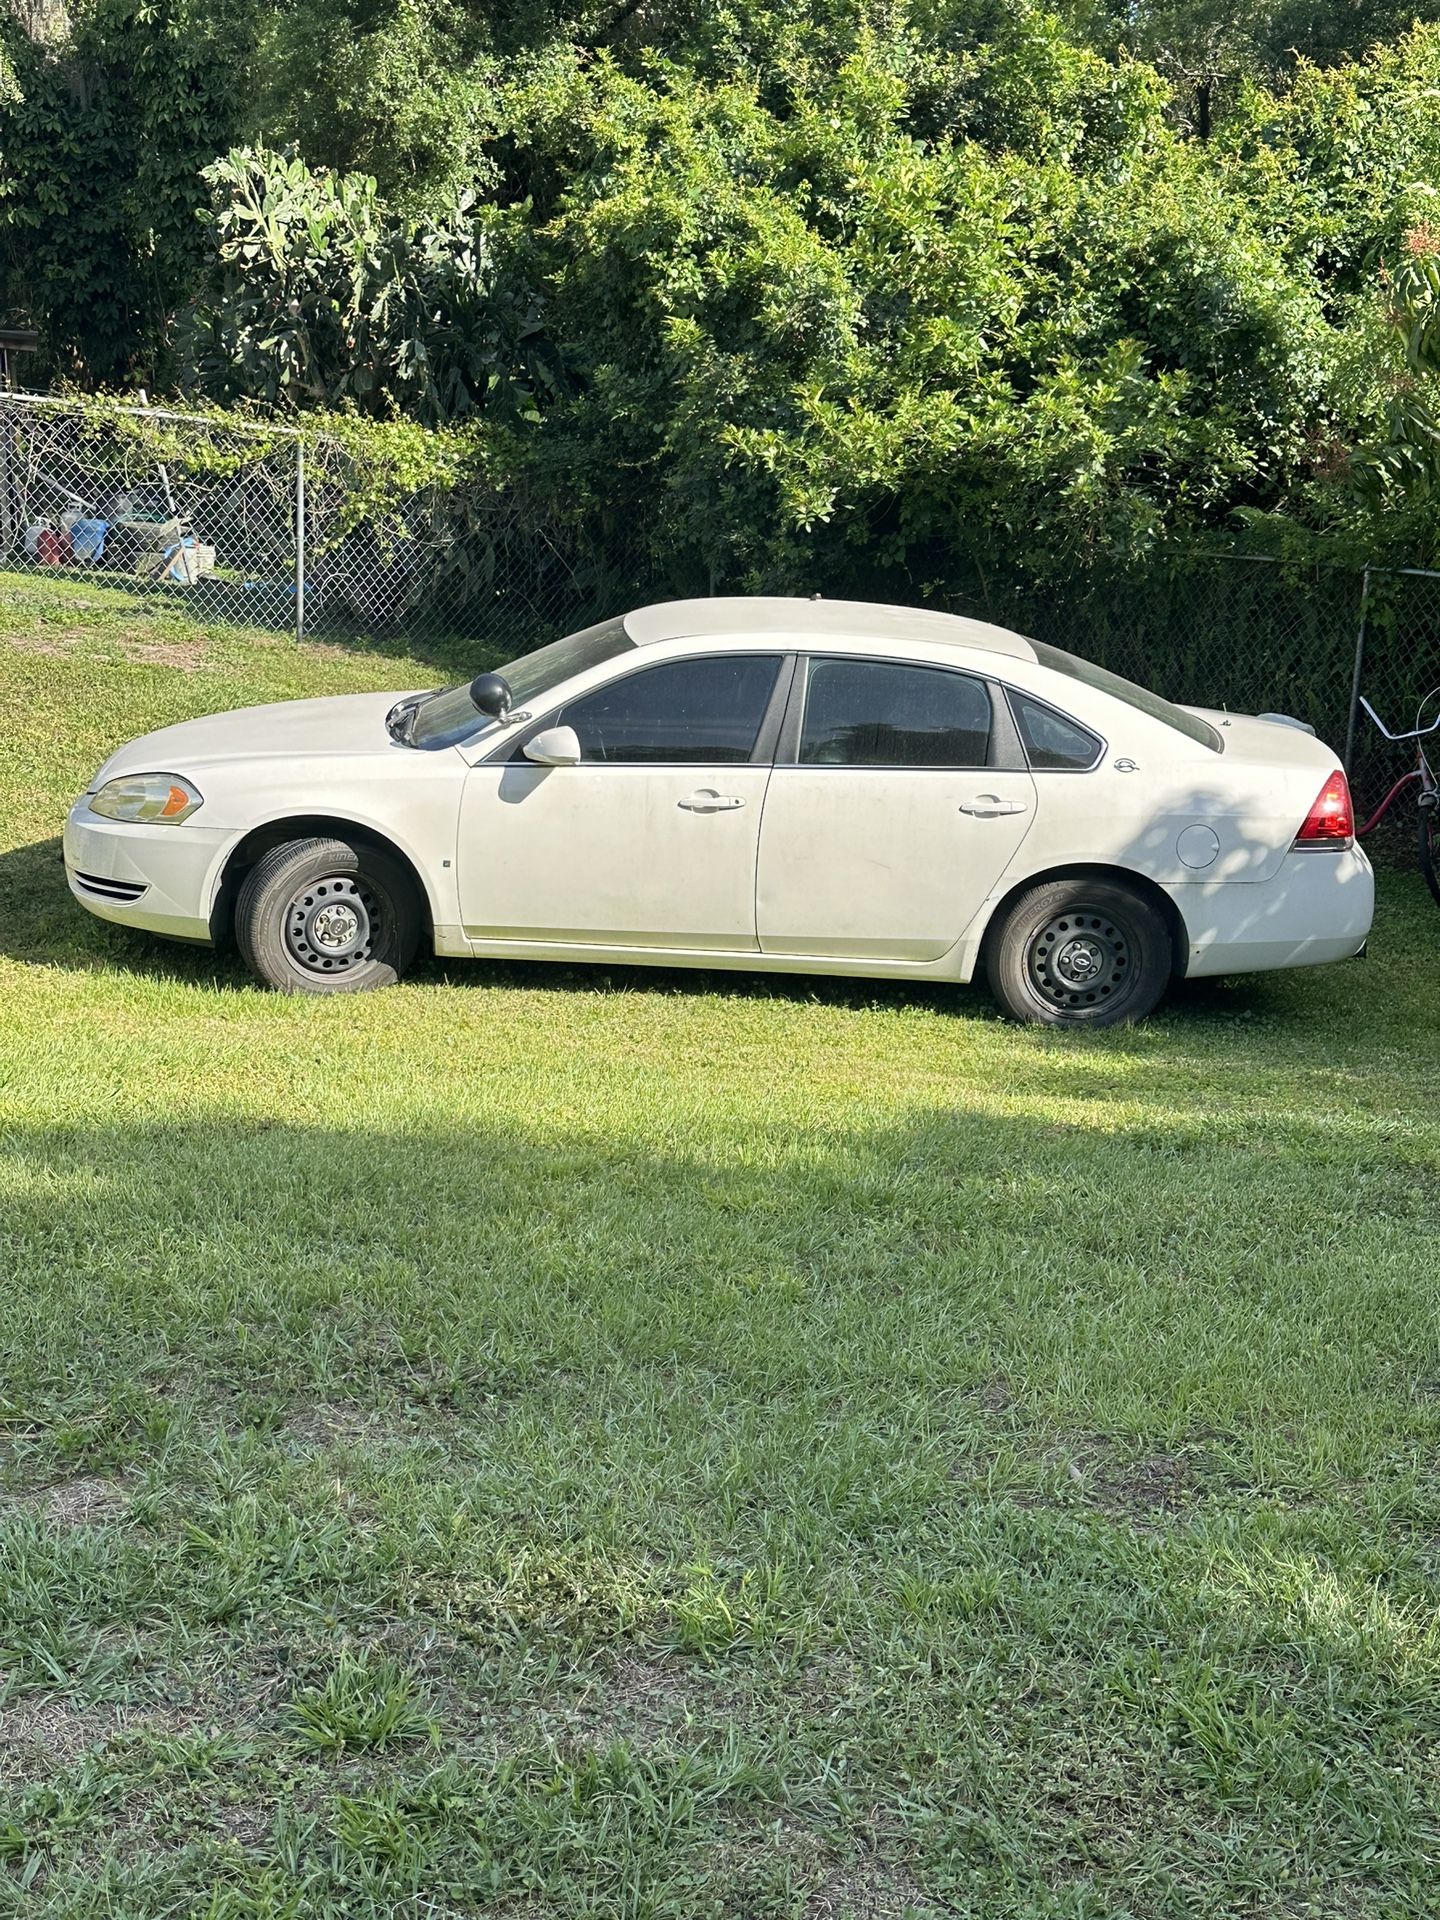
[678,789,747,813]
[959,795,1029,817]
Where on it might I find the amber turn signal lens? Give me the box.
[89,773,203,824]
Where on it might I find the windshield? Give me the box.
[408,615,638,749]
[1032,641,1223,753]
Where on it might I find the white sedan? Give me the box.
[64,597,1373,1026]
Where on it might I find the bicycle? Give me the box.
[1359,693,1440,908]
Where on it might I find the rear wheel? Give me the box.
[985,877,1171,1028]
[1420,792,1440,911]
[235,836,421,994]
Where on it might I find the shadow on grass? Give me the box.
[0,831,1298,1035]
[1,1099,1431,1435]
[0,1023,1435,1907]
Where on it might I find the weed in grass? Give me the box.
[415,1544,664,1654]
[286,1650,438,1755]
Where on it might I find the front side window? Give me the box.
[1008,689,1102,770]
[556,654,783,764]
[798,659,992,768]
[410,615,637,750]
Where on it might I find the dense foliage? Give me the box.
[8,0,1440,590]
[0,0,252,381]
[186,149,549,425]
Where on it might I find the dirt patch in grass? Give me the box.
[8,626,210,670]
[707,1819,932,1920]
[0,1699,115,1771]
[245,629,360,666]
[122,639,210,670]
[207,1799,275,1850]
[280,1396,457,1454]
[282,1399,388,1448]
[0,1699,193,1778]
[778,1649,868,1723]
[1060,1438,1212,1521]
[7,636,75,660]
[565,1651,723,1749]
[4,1474,130,1527]
[807,1851,933,1919]
[969,1379,1015,1416]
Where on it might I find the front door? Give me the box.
[458,652,784,951]
[756,656,1037,961]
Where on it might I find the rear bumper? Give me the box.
[63,802,231,942]
[1176,844,1374,979]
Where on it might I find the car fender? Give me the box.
[947,857,1191,982]
[196,773,463,940]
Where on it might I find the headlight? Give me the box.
[89,773,203,824]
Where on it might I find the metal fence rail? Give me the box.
[0,394,304,631]
[0,393,643,666]
[2,392,1437,814]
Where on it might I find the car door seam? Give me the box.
[751,760,779,949]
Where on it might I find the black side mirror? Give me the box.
[469,672,513,723]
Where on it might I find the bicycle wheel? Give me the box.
[1419,797,1440,910]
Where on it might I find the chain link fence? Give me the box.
[1,394,307,632]
[949,555,1440,820]
[1344,566,1440,817]
[3,391,1437,820]
[0,393,646,668]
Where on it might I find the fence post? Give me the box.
[1343,565,1371,776]
[294,438,306,643]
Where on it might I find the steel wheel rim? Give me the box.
[284,873,379,975]
[1027,906,1134,1015]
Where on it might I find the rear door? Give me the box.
[755,655,1037,962]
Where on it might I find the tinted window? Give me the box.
[799,659,991,768]
[557,654,782,764]
[1031,641,1222,753]
[1008,690,1102,770]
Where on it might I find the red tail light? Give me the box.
[1295,768,1354,847]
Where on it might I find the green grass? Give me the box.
[2,571,1440,1917]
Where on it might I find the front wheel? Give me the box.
[985,878,1172,1028]
[235,836,422,994]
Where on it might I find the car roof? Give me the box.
[623,597,1038,662]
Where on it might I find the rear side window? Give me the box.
[799,659,992,768]
[1031,641,1223,753]
[1008,690,1102,770]
[556,654,782,764]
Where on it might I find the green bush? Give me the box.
[11,5,1440,587]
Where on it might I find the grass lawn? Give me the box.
[2,573,1439,1918]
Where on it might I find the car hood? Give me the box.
[91,690,423,788]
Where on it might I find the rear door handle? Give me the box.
[678,789,746,813]
[959,795,1029,817]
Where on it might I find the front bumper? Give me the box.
[1178,843,1375,979]
[63,801,233,943]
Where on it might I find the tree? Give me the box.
[184,146,550,424]
[0,0,256,380]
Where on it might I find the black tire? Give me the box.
[985,877,1172,1028]
[1420,797,1440,912]
[235,836,422,994]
